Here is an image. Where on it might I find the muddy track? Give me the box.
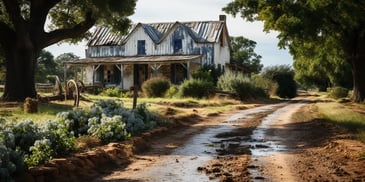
[92,103,289,181]
[90,98,365,182]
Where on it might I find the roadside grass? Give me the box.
[316,102,365,143]
[0,102,74,122]
[0,93,246,123]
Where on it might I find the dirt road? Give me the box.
[92,97,365,181]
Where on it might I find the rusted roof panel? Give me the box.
[87,20,226,46]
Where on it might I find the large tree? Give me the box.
[0,0,136,101]
[293,37,352,91]
[224,0,365,102]
[230,36,263,74]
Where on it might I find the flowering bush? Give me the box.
[23,139,52,167]
[88,115,129,142]
[0,99,162,180]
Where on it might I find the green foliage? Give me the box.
[23,139,52,167]
[224,0,364,102]
[0,122,26,180]
[230,36,263,74]
[293,38,353,91]
[253,75,279,96]
[179,79,215,99]
[217,70,249,92]
[165,85,179,98]
[261,65,297,98]
[232,81,267,101]
[217,70,267,100]
[88,116,128,143]
[101,88,122,97]
[0,0,136,102]
[54,53,80,81]
[0,99,160,179]
[328,87,349,99]
[142,77,170,97]
[35,50,57,83]
[191,64,223,86]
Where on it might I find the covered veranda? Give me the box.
[64,55,202,90]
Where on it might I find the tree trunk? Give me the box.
[351,57,365,103]
[350,34,365,103]
[2,41,38,101]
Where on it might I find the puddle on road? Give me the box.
[133,103,287,181]
[248,102,306,181]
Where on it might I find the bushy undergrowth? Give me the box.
[165,85,179,98]
[328,87,349,99]
[217,71,268,100]
[101,87,122,97]
[261,65,297,98]
[191,64,223,86]
[232,81,267,100]
[178,79,214,99]
[217,70,249,92]
[142,77,170,97]
[0,119,76,179]
[0,100,161,180]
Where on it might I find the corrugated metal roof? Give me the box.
[87,20,226,46]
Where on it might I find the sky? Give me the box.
[45,0,293,67]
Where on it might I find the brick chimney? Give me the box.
[219,15,226,22]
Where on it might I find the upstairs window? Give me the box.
[174,39,182,54]
[137,40,146,55]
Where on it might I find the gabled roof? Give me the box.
[87,20,227,46]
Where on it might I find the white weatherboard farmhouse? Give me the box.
[66,15,231,90]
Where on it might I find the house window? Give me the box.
[174,39,182,54]
[137,40,146,55]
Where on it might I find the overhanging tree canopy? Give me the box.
[0,0,136,101]
[224,0,365,102]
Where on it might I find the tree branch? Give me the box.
[29,0,61,48]
[43,11,96,48]
[30,0,61,28]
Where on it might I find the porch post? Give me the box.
[92,64,101,85]
[121,64,124,89]
[92,65,95,85]
[64,64,67,86]
[115,64,124,89]
[186,61,190,79]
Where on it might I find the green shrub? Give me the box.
[253,75,279,96]
[217,71,267,100]
[261,65,297,98]
[0,99,161,180]
[0,126,26,180]
[328,87,349,99]
[179,79,215,99]
[87,115,129,143]
[192,64,223,85]
[101,87,122,97]
[274,73,297,98]
[165,85,179,98]
[232,80,268,101]
[23,139,52,167]
[142,77,170,97]
[217,70,249,92]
